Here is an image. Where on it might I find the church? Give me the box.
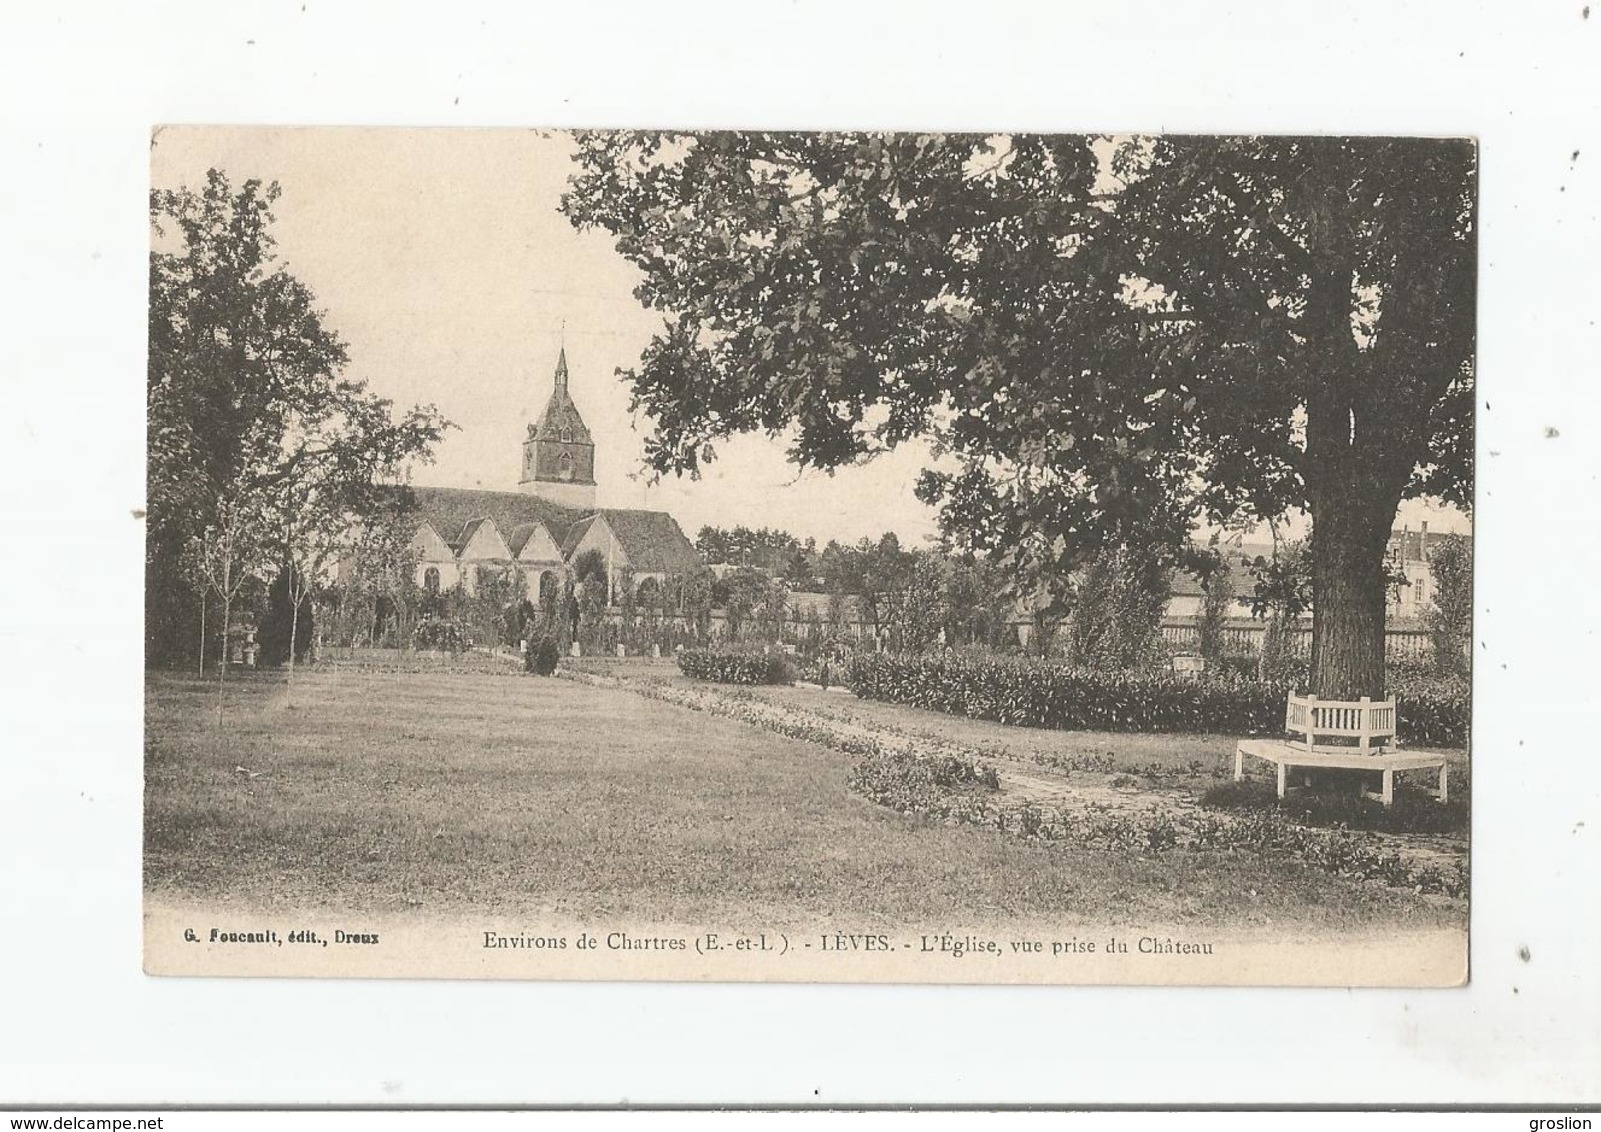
[397,349,702,604]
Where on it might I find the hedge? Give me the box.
[846,654,1468,748]
[677,648,795,685]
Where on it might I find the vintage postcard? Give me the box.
[143,127,1473,985]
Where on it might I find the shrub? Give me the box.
[1426,534,1473,678]
[258,564,314,666]
[846,653,1468,748]
[1031,751,1115,776]
[1388,670,1470,748]
[1199,778,1468,836]
[849,652,1288,735]
[526,635,560,676]
[678,647,796,685]
[412,617,470,652]
[846,748,1000,813]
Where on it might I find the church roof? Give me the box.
[563,509,703,574]
[533,348,594,446]
[395,487,699,572]
[506,521,558,558]
[401,485,583,552]
[455,516,492,553]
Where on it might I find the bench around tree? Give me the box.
[1234,693,1448,807]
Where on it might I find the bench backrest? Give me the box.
[1285,693,1396,754]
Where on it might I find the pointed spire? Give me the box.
[554,346,569,390]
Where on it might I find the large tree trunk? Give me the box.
[1298,232,1410,702]
[1307,488,1394,700]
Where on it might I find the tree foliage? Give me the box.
[562,132,1475,697]
[1067,543,1173,672]
[147,168,450,669]
[1426,534,1473,677]
[1196,554,1236,665]
[259,564,314,667]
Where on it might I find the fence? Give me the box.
[327,606,1447,664]
[1157,617,1438,663]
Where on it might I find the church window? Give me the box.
[423,567,440,594]
[561,426,573,443]
[558,451,574,481]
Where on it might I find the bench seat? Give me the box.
[1234,739,1449,806]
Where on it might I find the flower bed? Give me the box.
[848,746,1467,897]
[847,653,1468,748]
[564,667,1466,900]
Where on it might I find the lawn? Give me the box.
[600,658,1469,808]
[145,665,1465,934]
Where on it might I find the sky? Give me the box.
[149,126,947,548]
[149,126,1469,547]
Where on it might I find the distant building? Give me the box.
[1386,522,1461,621]
[1163,524,1466,622]
[561,509,703,595]
[379,349,701,603]
[1165,538,1277,619]
[518,348,597,510]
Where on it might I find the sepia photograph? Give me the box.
[142,126,1475,986]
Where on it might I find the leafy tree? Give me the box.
[1426,534,1473,677]
[576,580,605,652]
[681,568,715,644]
[535,569,566,646]
[695,526,732,565]
[618,566,638,647]
[573,548,608,588]
[189,474,265,724]
[942,556,1011,648]
[783,538,821,589]
[1246,539,1312,680]
[695,524,808,572]
[819,540,858,597]
[148,168,448,675]
[882,550,948,653]
[175,534,212,676]
[1068,543,1173,671]
[327,503,422,647]
[637,575,664,648]
[719,566,769,641]
[754,573,790,642]
[563,132,1474,698]
[1196,553,1236,665]
[825,586,851,637]
[556,571,578,653]
[466,564,525,647]
[260,394,446,681]
[856,534,913,637]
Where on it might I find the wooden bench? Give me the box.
[1234,693,1448,807]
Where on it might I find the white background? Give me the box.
[1,0,1597,1107]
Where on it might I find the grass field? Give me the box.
[145,665,1466,934]
[595,659,1470,813]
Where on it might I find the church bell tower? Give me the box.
[519,347,598,509]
